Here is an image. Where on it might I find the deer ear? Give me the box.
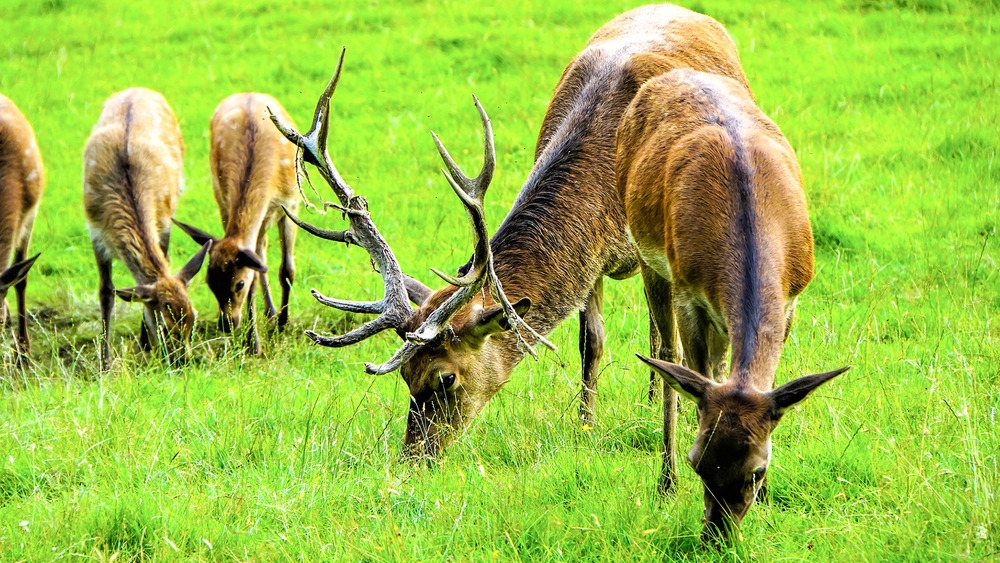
[403,275,433,306]
[116,285,156,303]
[236,248,267,273]
[0,253,40,290]
[769,365,850,418]
[464,297,531,348]
[635,353,715,402]
[172,219,218,246]
[176,241,212,285]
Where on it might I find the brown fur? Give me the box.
[177,93,298,353]
[0,94,44,358]
[396,5,755,459]
[620,69,846,541]
[83,88,208,369]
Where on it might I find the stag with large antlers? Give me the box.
[275,5,766,459]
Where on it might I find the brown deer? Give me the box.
[271,5,763,460]
[0,94,44,363]
[620,69,850,541]
[173,93,298,354]
[83,88,211,370]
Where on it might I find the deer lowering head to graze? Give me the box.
[272,5,763,460]
[619,69,850,541]
[83,88,210,370]
[174,93,299,354]
[0,94,44,363]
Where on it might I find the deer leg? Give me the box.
[675,302,710,378]
[706,326,728,383]
[245,274,262,355]
[647,315,660,403]
[257,235,277,321]
[578,277,605,425]
[10,246,30,363]
[159,227,171,258]
[95,246,115,371]
[277,213,296,331]
[641,265,680,495]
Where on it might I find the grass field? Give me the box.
[1,0,999,560]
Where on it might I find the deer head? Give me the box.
[115,241,211,357]
[269,50,553,459]
[171,221,267,333]
[637,354,848,541]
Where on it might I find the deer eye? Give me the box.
[440,372,457,391]
[751,467,767,484]
[235,280,245,292]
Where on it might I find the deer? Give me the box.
[0,94,44,364]
[83,87,211,371]
[173,93,299,355]
[269,5,769,461]
[619,68,850,541]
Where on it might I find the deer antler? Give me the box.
[268,48,416,373]
[271,51,552,375]
[414,96,556,357]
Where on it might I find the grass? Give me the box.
[0,0,998,560]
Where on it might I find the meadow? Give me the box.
[0,0,998,560]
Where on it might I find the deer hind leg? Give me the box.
[94,245,115,371]
[640,264,680,495]
[578,277,605,426]
[276,213,296,331]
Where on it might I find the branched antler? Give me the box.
[414,96,556,356]
[268,48,416,374]
[271,51,551,375]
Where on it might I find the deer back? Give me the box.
[618,69,813,376]
[0,94,44,270]
[210,93,298,243]
[83,87,184,283]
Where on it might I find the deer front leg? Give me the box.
[256,234,277,321]
[641,265,679,495]
[277,213,296,331]
[579,277,605,425]
[245,274,262,355]
[95,247,115,371]
[11,247,30,363]
[648,316,660,403]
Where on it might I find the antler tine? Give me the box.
[282,206,356,244]
[431,95,495,202]
[270,52,418,371]
[410,98,555,355]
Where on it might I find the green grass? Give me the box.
[1,0,998,560]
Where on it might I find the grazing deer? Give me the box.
[620,69,850,541]
[173,93,298,354]
[271,4,760,460]
[0,94,44,362]
[83,88,211,370]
